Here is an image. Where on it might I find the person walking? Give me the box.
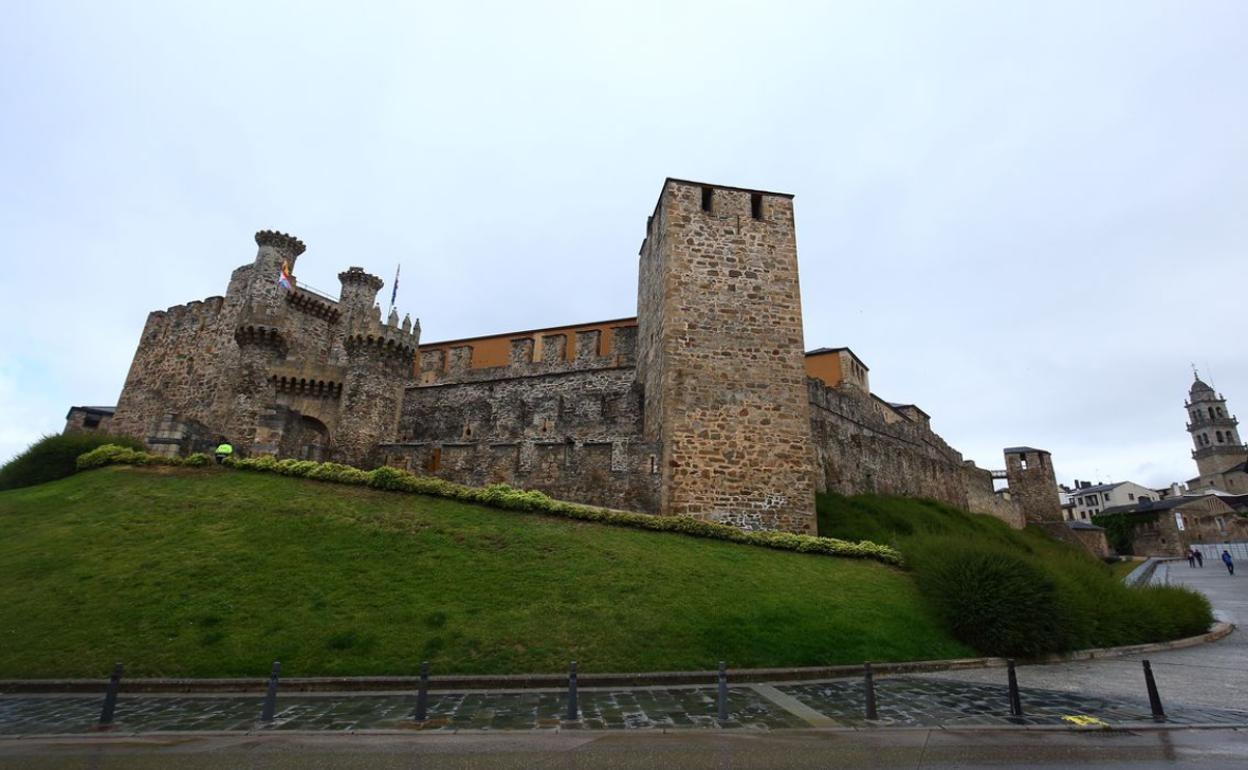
[1187,549,1196,568]
[1195,549,1204,568]
[1222,550,1235,576]
[214,440,234,465]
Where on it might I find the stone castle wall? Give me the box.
[380,327,660,511]
[808,378,1025,527]
[109,293,242,443]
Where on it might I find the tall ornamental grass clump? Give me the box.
[0,433,144,491]
[906,539,1068,657]
[900,535,1213,658]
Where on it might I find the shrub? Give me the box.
[0,433,145,491]
[908,539,1068,657]
[184,453,213,468]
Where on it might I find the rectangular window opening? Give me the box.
[701,186,713,212]
[750,192,763,219]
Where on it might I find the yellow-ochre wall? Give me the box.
[417,317,638,376]
[804,352,844,388]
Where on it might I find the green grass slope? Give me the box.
[0,468,972,678]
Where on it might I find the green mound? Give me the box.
[0,468,968,678]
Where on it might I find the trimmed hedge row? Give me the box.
[76,445,903,566]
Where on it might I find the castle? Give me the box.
[72,179,1064,534]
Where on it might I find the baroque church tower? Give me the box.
[1185,373,1248,493]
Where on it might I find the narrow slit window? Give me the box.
[701,186,713,212]
[750,192,763,219]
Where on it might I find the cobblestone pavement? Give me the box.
[3,677,1246,736]
[0,688,805,735]
[779,677,1248,727]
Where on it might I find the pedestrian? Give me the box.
[214,439,234,465]
[1187,549,1196,568]
[1222,550,1235,576]
[1195,549,1204,568]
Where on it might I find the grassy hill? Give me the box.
[0,467,971,678]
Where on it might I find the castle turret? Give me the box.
[1186,374,1246,479]
[338,267,385,316]
[219,230,305,454]
[250,231,306,310]
[636,179,816,533]
[335,288,420,465]
[1003,446,1061,523]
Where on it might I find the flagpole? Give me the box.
[388,264,401,315]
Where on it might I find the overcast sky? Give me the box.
[2,1,1245,488]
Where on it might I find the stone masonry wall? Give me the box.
[110,293,242,441]
[636,180,816,534]
[808,378,1024,528]
[382,333,659,511]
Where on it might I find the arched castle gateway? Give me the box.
[80,178,1061,534]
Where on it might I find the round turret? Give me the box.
[338,267,385,314]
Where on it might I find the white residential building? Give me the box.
[1066,480,1159,521]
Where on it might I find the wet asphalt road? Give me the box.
[2,728,1247,769]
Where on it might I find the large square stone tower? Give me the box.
[636,179,816,533]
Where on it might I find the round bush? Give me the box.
[0,433,145,491]
[910,540,1067,657]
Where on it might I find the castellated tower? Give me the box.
[1003,447,1061,523]
[636,179,816,533]
[336,268,421,465]
[226,231,306,455]
[1186,375,1246,479]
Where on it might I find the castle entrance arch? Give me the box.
[298,415,330,461]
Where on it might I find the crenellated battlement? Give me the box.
[255,230,306,257]
[285,286,341,322]
[234,323,287,352]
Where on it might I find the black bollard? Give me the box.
[566,661,579,721]
[1143,660,1165,721]
[1006,659,1023,717]
[260,661,281,722]
[98,663,124,726]
[717,661,729,722]
[863,662,878,721]
[413,660,430,722]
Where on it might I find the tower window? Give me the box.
[1209,407,1215,420]
[701,186,713,212]
[750,193,763,219]
[1216,431,1224,443]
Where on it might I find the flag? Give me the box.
[277,260,292,290]
[389,264,400,310]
